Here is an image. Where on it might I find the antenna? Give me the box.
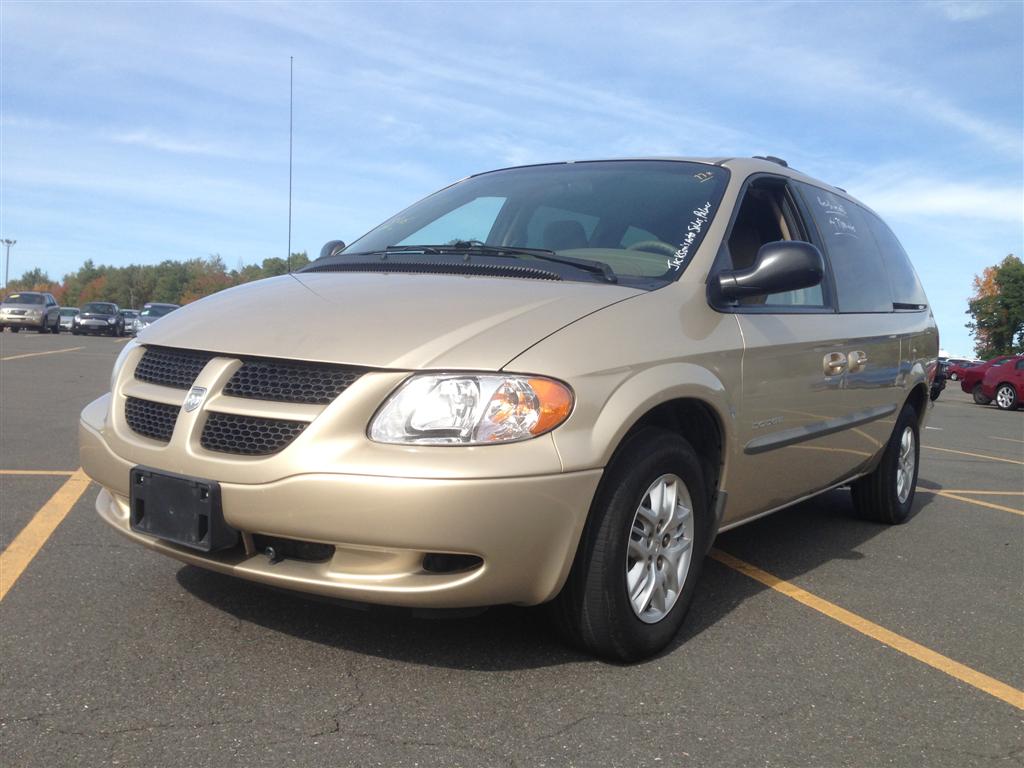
[287,56,294,273]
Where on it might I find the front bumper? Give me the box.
[75,320,116,332]
[1,314,44,327]
[81,404,601,608]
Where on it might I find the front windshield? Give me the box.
[60,308,79,317]
[141,305,175,318]
[338,160,729,284]
[83,302,116,314]
[3,293,44,305]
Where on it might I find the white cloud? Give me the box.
[109,130,235,157]
[852,175,1024,223]
[934,1,1001,21]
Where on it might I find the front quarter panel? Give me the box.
[504,278,742,478]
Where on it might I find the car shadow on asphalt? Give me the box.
[176,487,941,670]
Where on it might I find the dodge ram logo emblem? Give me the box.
[184,386,207,413]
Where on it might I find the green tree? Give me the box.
[966,254,1024,358]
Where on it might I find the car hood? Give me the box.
[1,303,44,311]
[136,272,644,370]
[80,312,117,320]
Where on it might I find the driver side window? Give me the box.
[727,181,825,308]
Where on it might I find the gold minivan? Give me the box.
[80,157,938,660]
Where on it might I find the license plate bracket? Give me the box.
[129,467,238,552]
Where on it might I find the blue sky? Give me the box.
[2,0,1021,356]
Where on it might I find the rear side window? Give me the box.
[865,213,927,309]
[797,183,890,313]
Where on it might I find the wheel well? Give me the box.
[906,383,928,428]
[620,399,724,503]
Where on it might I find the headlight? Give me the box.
[110,339,139,391]
[107,317,116,324]
[369,374,573,445]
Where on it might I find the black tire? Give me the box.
[994,383,1019,411]
[37,321,48,333]
[549,429,710,662]
[11,327,19,333]
[972,384,991,405]
[851,403,920,525]
[71,328,79,335]
[51,316,60,333]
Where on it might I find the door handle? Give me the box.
[823,351,848,376]
[848,350,868,372]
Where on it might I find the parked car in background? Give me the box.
[944,358,976,381]
[137,303,180,331]
[959,355,1016,404]
[0,291,61,333]
[980,356,1024,410]
[72,301,124,336]
[120,309,141,335]
[59,307,81,330]
[80,156,938,661]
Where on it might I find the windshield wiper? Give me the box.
[387,241,617,283]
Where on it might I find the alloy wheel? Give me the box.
[895,426,916,504]
[625,473,695,624]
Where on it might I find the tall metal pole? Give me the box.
[1,239,15,289]
[287,56,293,273]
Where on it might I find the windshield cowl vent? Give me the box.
[303,260,562,281]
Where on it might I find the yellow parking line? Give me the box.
[922,489,1024,496]
[709,548,1024,711]
[0,469,76,476]
[1,346,83,362]
[990,436,1024,445]
[0,469,91,601]
[937,492,1023,517]
[923,445,1024,466]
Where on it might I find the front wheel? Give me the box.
[550,429,710,661]
[851,404,920,524]
[972,384,992,405]
[995,384,1019,411]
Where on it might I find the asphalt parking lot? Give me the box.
[1,331,1021,767]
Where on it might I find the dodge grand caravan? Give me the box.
[80,157,938,660]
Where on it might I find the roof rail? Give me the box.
[751,155,788,167]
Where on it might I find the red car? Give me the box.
[980,356,1024,410]
[960,354,1016,404]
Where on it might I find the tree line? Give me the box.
[966,254,1024,359]
[1,253,310,309]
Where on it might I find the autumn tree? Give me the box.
[966,254,1024,358]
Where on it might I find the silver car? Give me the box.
[137,303,179,331]
[59,307,81,330]
[0,291,61,333]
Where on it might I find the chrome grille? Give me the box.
[125,397,180,442]
[200,413,308,456]
[223,358,364,405]
[135,346,215,390]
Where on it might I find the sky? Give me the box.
[1,0,1022,356]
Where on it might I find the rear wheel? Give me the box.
[550,429,709,661]
[994,384,1019,411]
[851,403,920,524]
[972,384,992,405]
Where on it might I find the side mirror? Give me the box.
[319,240,347,260]
[716,241,823,300]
